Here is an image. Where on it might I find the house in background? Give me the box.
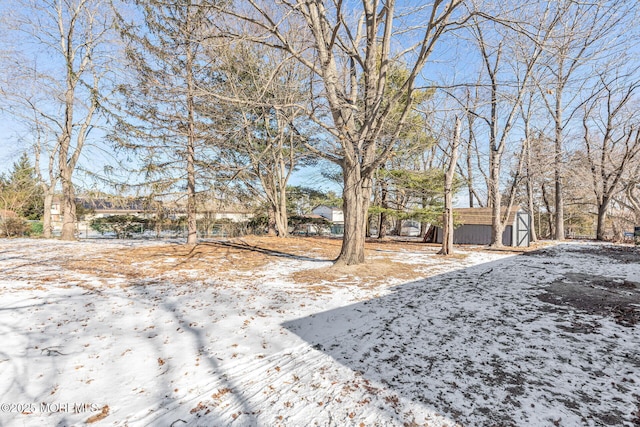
[51,196,255,237]
[312,205,344,235]
[75,198,151,237]
[430,206,531,247]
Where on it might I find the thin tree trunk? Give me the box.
[59,79,76,241]
[439,117,461,255]
[275,190,288,237]
[42,191,54,238]
[276,162,289,237]
[541,182,554,238]
[554,85,565,240]
[525,137,537,242]
[186,139,197,244]
[185,16,198,245]
[378,172,388,239]
[466,114,475,208]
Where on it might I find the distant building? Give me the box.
[311,205,344,235]
[312,205,343,222]
[52,197,254,237]
[430,206,531,247]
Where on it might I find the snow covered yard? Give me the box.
[0,237,638,427]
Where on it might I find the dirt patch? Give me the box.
[566,245,640,264]
[538,273,640,327]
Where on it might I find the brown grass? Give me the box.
[60,235,516,288]
[63,236,341,284]
[290,258,432,291]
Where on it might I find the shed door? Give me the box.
[515,212,530,247]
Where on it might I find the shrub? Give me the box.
[90,215,151,239]
[0,217,30,237]
[29,221,43,236]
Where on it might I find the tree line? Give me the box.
[1,0,639,264]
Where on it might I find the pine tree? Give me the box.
[0,153,43,220]
[114,0,221,245]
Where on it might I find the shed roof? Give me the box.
[454,206,521,226]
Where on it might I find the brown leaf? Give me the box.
[86,405,109,424]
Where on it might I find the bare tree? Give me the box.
[455,86,485,209]
[216,44,311,238]
[466,1,561,247]
[2,0,114,240]
[622,166,640,225]
[439,117,461,255]
[216,0,465,265]
[519,92,538,242]
[0,77,60,238]
[31,107,59,238]
[581,70,640,240]
[534,0,635,240]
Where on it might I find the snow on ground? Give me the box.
[0,238,638,426]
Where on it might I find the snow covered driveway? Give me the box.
[0,238,638,426]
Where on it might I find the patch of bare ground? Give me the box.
[290,259,427,292]
[62,236,342,283]
[538,274,640,327]
[59,236,510,287]
[568,244,640,264]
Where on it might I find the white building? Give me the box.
[311,205,344,223]
[311,205,344,235]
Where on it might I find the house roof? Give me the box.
[312,205,342,211]
[77,198,147,212]
[454,206,521,226]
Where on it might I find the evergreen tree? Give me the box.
[114,0,221,245]
[0,153,43,220]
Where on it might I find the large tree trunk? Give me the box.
[596,198,609,241]
[489,150,504,247]
[60,175,76,241]
[393,219,403,236]
[267,206,277,236]
[336,166,372,266]
[440,195,454,255]
[627,182,640,225]
[276,185,289,237]
[274,212,288,237]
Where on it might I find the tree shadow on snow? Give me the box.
[201,239,330,262]
[282,246,640,426]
